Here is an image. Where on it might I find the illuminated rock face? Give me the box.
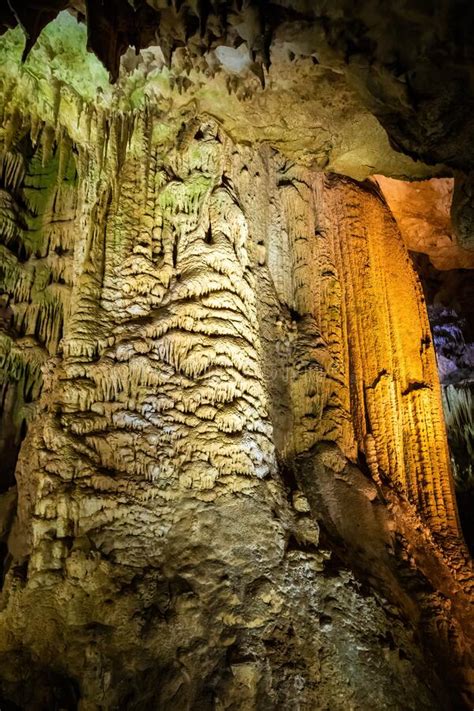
[415,265,474,550]
[0,116,472,710]
[372,177,474,549]
[322,178,460,538]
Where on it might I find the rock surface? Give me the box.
[0,109,472,708]
[2,1,474,172]
[3,2,474,246]
[375,174,474,553]
[0,11,442,183]
[376,176,474,270]
[0,5,472,711]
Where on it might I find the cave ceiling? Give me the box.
[3,0,474,185]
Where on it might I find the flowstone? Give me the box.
[0,110,472,709]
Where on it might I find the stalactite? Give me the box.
[0,151,25,192]
[52,79,62,128]
[321,176,461,541]
[443,384,474,483]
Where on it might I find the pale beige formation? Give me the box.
[0,105,472,708]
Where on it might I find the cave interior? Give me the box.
[0,2,473,710]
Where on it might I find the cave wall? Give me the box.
[0,111,471,709]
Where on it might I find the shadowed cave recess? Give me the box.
[0,2,473,710]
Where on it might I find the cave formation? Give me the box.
[0,2,473,710]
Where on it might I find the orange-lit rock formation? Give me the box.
[323,177,460,538]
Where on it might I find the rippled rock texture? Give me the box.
[0,5,473,711]
[374,175,474,554]
[0,107,471,709]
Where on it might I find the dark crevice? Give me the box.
[411,251,474,554]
